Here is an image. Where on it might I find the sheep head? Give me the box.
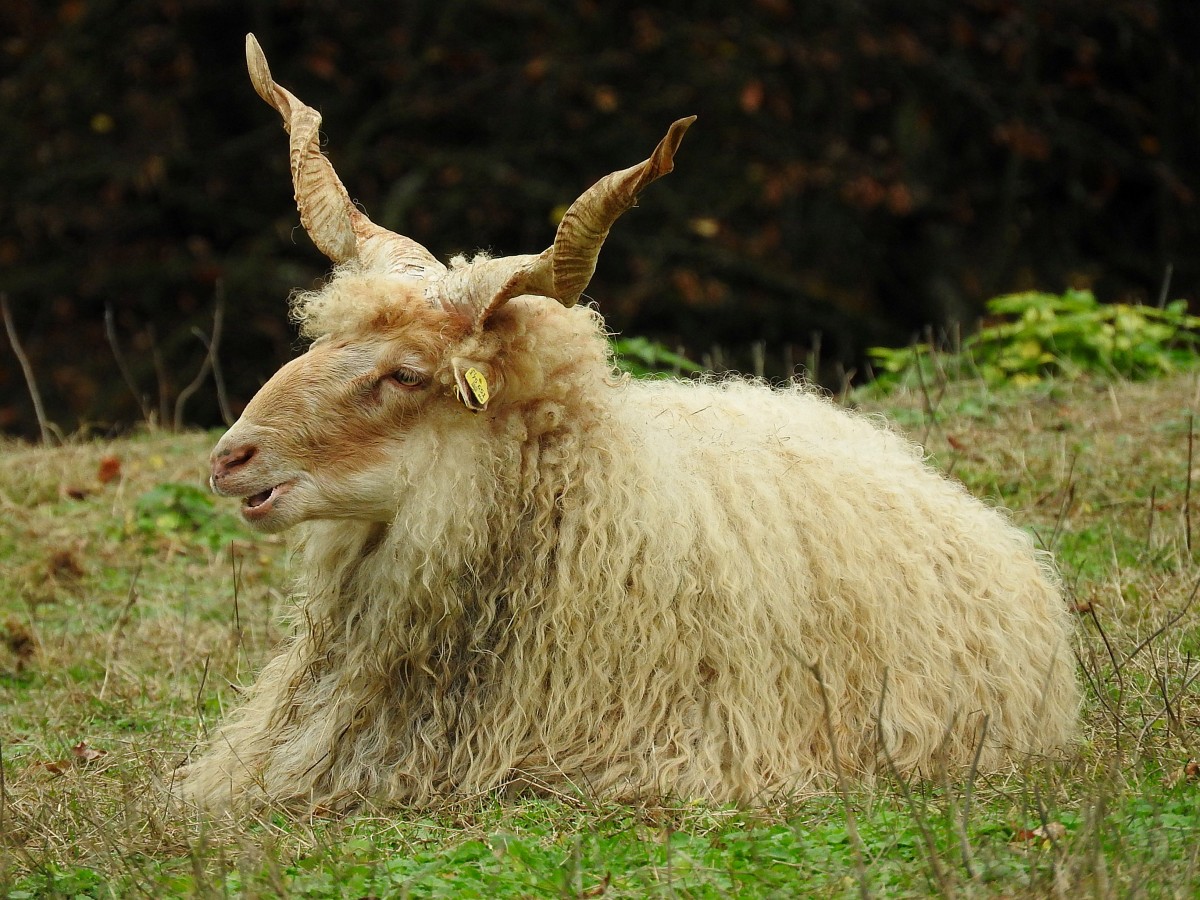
[209,35,693,532]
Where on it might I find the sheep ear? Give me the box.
[451,358,493,412]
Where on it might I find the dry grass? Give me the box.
[0,371,1197,897]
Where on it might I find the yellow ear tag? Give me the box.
[464,367,489,407]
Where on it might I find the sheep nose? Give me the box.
[211,443,257,481]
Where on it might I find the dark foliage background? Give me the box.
[1,0,1196,434]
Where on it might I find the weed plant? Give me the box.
[869,289,1200,391]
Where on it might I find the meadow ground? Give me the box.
[1,371,1197,898]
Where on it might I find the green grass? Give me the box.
[2,372,1199,898]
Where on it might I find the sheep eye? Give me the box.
[386,368,425,388]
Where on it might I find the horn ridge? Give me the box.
[456,117,696,329]
[245,33,444,276]
[550,116,695,306]
[246,34,358,263]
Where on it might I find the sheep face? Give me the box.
[213,35,691,531]
[210,326,449,532]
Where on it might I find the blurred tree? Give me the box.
[0,0,1195,434]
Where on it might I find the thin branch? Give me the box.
[1,292,54,444]
[99,566,141,701]
[808,660,872,900]
[173,332,215,432]
[874,671,957,898]
[230,540,245,674]
[209,282,234,426]
[104,305,153,422]
[194,654,211,736]
[0,736,6,842]
[751,339,765,379]
[958,714,989,881]
[1145,485,1157,555]
[147,323,170,428]
[806,331,822,380]
[1156,262,1173,309]
[1121,577,1200,671]
[915,338,939,445]
[1048,452,1079,551]
[1086,603,1126,727]
[1185,413,1194,554]
[173,282,228,431]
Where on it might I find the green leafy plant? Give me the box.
[128,481,246,549]
[610,336,703,378]
[869,289,1200,391]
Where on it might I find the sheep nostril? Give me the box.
[214,444,256,478]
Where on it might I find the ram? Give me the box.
[180,34,1080,811]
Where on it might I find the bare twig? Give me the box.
[1185,413,1194,554]
[100,567,142,700]
[837,364,856,403]
[915,328,950,447]
[874,671,957,898]
[1048,452,1079,551]
[173,326,214,430]
[1,292,54,444]
[195,654,211,734]
[808,661,872,900]
[663,821,674,897]
[230,541,246,673]
[915,341,938,445]
[0,736,6,841]
[1121,576,1200,670]
[147,323,170,428]
[209,282,233,425]
[751,340,765,379]
[1156,262,1173,309]
[1086,603,1126,731]
[1165,655,1200,754]
[1085,788,1111,898]
[173,282,228,431]
[104,304,153,422]
[958,714,989,881]
[1145,484,1158,555]
[806,331,822,381]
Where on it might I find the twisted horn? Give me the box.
[455,116,695,327]
[549,115,695,306]
[245,34,444,277]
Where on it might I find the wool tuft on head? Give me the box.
[178,34,1080,814]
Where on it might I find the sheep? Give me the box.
[178,34,1080,812]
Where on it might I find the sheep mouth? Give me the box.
[241,481,294,519]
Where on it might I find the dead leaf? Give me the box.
[1013,821,1066,844]
[71,740,107,765]
[581,873,612,897]
[2,617,36,664]
[47,548,84,580]
[28,742,108,778]
[97,454,122,484]
[1166,759,1199,787]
